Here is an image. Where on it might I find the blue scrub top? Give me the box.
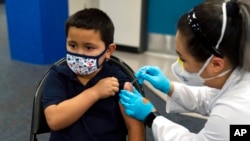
[42,62,131,141]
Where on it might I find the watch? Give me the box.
[145,111,160,128]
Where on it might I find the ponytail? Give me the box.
[237,0,250,71]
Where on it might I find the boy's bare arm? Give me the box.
[119,82,146,141]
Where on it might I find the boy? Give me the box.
[42,8,145,141]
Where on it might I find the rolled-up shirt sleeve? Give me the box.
[42,67,68,109]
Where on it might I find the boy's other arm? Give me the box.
[44,77,119,131]
[119,82,146,141]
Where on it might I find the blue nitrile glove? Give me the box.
[119,87,154,121]
[136,66,171,94]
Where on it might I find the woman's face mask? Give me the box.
[171,56,231,86]
[172,2,231,86]
[66,49,106,76]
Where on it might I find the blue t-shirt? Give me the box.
[42,62,131,141]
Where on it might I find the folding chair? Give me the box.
[30,56,144,141]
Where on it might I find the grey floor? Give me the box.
[0,3,206,141]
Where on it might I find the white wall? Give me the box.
[68,0,99,15]
[68,0,144,49]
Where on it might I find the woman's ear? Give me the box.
[211,56,225,73]
[105,43,116,59]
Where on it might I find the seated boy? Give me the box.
[42,8,145,141]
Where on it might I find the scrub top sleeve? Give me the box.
[166,82,219,115]
[152,116,197,141]
[152,108,232,141]
[42,69,68,109]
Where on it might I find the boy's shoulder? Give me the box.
[50,63,74,78]
[100,61,130,80]
[101,62,121,75]
[48,61,130,80]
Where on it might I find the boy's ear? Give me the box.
[105,43,116,59]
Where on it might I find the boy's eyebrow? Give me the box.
[83,42,98,47]
[67,40,76,44]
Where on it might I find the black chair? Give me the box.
[30,56,144,141]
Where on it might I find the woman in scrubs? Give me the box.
[119,0,250,140]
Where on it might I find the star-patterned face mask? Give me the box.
[66,49,106,75]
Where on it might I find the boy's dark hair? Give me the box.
[65,8,114,47]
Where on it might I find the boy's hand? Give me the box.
[93,77,119,99]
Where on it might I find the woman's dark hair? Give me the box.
[65,8,114,47]
[177,0,250,71]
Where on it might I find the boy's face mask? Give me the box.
[66,49,107,76]
[171,57,231,86]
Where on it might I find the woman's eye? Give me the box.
[179,57,185,62]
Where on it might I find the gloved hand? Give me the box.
[136,66,171,94]
[119,87,155,121]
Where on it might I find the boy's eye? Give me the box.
[68,43,76,48]
[86,46,94,50]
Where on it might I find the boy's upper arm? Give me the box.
[119,81,143,125]
[42,68,68,109]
